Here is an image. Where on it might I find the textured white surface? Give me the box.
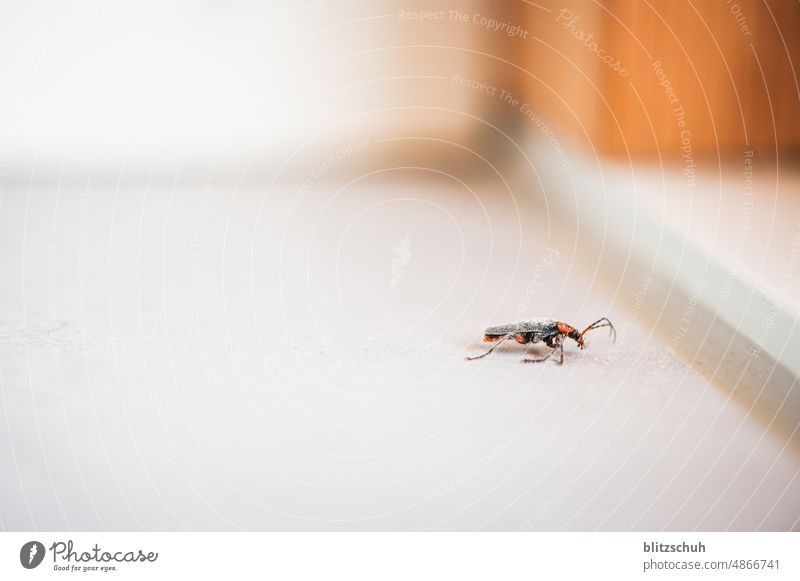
[1,181,798,531]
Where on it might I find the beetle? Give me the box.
[465,317,616,364]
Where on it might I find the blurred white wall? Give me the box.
[0,0,500,183]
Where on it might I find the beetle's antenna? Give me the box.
[580,317,616,343]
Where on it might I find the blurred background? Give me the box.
[1,0,799,531]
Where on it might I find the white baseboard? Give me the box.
[525,140,800,448]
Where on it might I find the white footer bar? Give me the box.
[1,532,797,580]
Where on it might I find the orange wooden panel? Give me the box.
[520,0,800,159]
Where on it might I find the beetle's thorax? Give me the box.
[555,321,575,335]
